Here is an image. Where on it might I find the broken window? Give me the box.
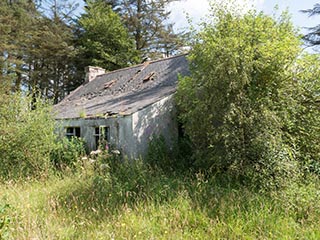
[66,127,81,139]
[94,126,110,150]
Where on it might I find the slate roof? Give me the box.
[54,54,190,119]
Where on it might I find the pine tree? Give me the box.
[0,0,83,103]
[24,0,79,103]
[301,3,320,47]
[102,0,183,59]
[25,15,78,103]
[0,0,38,91]
[76,0,139,71]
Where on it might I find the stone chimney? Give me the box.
[85,66,106,83]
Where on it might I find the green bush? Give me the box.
[287,54,320,175]
[176,5,303,189]
[50,137,86,171]
[145,135,171,170]
[0,92,57,180]
[145,135,193,171]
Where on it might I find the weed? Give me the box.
[0,165,320,239]
[0,203,10,240]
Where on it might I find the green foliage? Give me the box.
[1,166,320,238]
[145,135,193,171]
[0,92,57,179]
[0,0,36,90]
[0,0,79,102]
[145,135,172,170]
[0,204,10,240]
[279,177,320,225]
[176,6,302,188]
[77,0,139,71]
[52,159,177,219]
[287,54,320,174]
[27,15,78,103]
[107,0,184,58]
[50,137,86,171]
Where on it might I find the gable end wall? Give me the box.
[131,94,178,158]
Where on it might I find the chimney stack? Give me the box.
[85,66,106,83]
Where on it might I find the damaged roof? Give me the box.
[54,54,190,119]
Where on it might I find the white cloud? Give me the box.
[168,0,265,31]
[168,0,209,31]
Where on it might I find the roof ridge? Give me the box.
[147,53,189,65]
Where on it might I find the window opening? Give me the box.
[66,127,80,139]
[94,126,110,150]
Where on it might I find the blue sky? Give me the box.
[75,0,320,34]
[169,0,320,34]
[259,0,319,32]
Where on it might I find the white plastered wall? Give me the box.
[131,94,178,158]
[55,94,178,158]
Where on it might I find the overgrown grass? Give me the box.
[1,160,320,239]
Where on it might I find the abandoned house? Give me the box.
[53,54,190,158]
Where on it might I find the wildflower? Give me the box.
[90,149,101,155]
[111,149,120,155]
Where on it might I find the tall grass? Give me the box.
[1,160,320,239]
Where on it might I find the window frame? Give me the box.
[65,126,81,139]
[94,126,110,150]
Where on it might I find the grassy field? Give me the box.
[1,160,320,239]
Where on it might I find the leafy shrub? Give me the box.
[145,135,171,170]
[0,92,57,179]
[50,137,86,171]
[145,135,193,171]
[172,136,194,170]
[287,54,320,175]
[176,5,303,189]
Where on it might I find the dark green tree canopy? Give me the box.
[0,0,185,103]
[77,0,139,71]
[0,0,79,103]
[102,0,183,59]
